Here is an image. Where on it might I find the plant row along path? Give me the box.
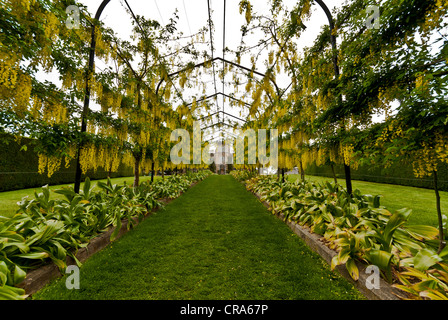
[33,175,363,300]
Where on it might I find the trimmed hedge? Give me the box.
[304,161,448,192]
[0,133,133,192]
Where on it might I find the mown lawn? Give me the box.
[287,174,446,227]
[0,175,161,218]
[33,175,363,300]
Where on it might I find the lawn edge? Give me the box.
[238,178,402,301]
[18,180,202,297]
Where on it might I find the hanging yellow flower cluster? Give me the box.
[38,153,62,178]
[78,143,124,175]
[340,143,355,167]
[141,158,153,174]
[13,72,32,115]
[102,145,122,173]
[423,0,448,30]
[435,132,448,164]
[3,0,35,14]
[41,101,67,124]
[0,55,19,91]
[43,11,59,42]
[179,72,188,89]
[0,56,33,116]
[415,72,430,96]
[412,142,439,178]
[64,145,77,169]
[121,152,134,168]
[300,149,313,170]
[79,144,97,175]
[412,132,448,178]
[328,145,339,164]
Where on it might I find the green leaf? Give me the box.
[0,262,8,285]
[405,225,439,241]
[367,249,393,282]
[346,258,359,281]
[413,248,441,271]
[382,208,412,251]
[13,265,26,285]
[0,285,27,300]
[15,252,50,260]
[110,215,122,242]
[420,290,448,300]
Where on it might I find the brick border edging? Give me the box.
[245,184,402,301]
[18,180,200,297]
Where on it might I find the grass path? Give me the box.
[33,175,363,300]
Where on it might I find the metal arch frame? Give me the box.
[201,121,236,131]
[311,0,352,194]
[186,92,251,109]
[199,110,246,123]
[156,57,281,134]
[73,0,336,193]
[155,56,282,97]
[74,0,112,194]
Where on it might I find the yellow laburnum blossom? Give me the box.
[0,55,18,90]
[268,51,274,65]
[340,143,354,166]
[435,132,448,164]
[65,145,77,169]
[14,73,32,114]
[44,11,59,41]
[47,156,62,178]
[38,153,62,178]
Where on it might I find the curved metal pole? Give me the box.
[187,92,250,109]
[314,0,339,77]
[74,0,112,194]
[312,0,352,194]
[156,57,282,97]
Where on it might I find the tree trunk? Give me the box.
[344,164,352,195]
[434,170,446,254]
[281,168,285,183]
[133,155,140,188]
[300,160,305,181]
[151,161,155,183]
[331,163,338,184]
[74,148,83,194]
[162,167,165,180]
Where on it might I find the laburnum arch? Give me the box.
[2,1,447,237]
[0,0,364,194]
[73,0,350,193]
[72,0,290,193]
